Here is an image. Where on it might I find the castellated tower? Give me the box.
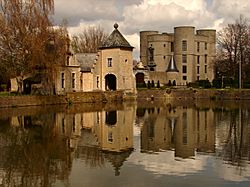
[139,26,216,86]
[174,26,195,84]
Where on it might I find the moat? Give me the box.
[0,100,250,187]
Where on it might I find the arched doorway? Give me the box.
[105,74,117,91]
[136,73,145,84]
[136,73,145,88]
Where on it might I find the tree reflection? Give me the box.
[220,108,250,167]
[0,114,72,187]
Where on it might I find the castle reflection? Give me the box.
[140,105,215,158]
[0,102,250,186]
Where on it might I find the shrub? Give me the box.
[157,80,160,88]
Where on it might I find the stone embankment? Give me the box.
[1,89,250,108]
[0,91,124,108]
[137,89,250,101]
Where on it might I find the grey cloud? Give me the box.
[53,0,143,26]
[211,0,250,25]
[121,2,215,35]
[53,0,121,26]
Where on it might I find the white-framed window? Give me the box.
[108,58,112,67]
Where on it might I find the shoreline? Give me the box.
[1,89,250,108]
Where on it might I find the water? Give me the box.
[0,100,250,187]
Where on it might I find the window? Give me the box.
[205,55,207,64]
[197,42,200,52]
[197,66,200,74]
[182,40,187,51]
[171,42,174,52]
[182,54,187,63]
[106,111,117,126]
[108,58,112,67]
[72,73,75,89]
[62,118,65,134]
[61,73,65,89]
[205,42,207,50]
[80,79,83,90]
[97,112,100,124]
[163,44,166,47]
[163,56,166,59]
[148,47,154,61]
[197,76,200,80]
[182,65,187,73]
[197,55,200,64]
[66,56,70,65]
[170,42,174,52]
[183,76,187,80]
[108,132,113,143]
[182,112,187,145]
[72,115,75,132]
[97,76,99,88]
[205,65,207,73]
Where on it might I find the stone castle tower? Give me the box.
[140,26,216,86]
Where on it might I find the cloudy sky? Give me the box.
[53,0,250,59]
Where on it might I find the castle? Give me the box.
[138,26,216,86]
[54,23,136,95]
[11,25,216,94]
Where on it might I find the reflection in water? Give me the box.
[140,106,215,158]
[0,114,72,187]
[0,102,250,186]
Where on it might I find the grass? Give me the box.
[0,92,17,97]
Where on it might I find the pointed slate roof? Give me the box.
[99,23,134,50]
[166,55,179,72]
[75,53,96,72]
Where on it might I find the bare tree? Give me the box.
[71,25,108,53]
[216,15,250,86]
[0,0,67,94]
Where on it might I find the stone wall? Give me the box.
[137,89,250,101]
[0,95,67,108]
[0,91,124,108]
[2,89,250,108]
